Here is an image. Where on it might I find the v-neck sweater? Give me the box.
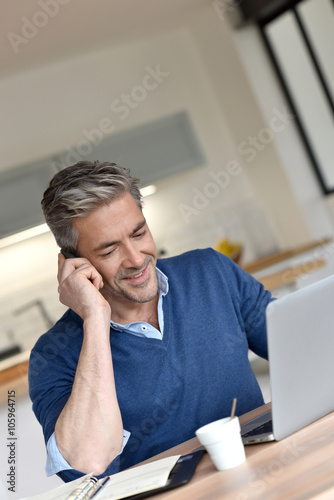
[29,248,272,482]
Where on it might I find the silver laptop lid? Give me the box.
[266,274,334,440]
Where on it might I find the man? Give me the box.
[29,161,272,483]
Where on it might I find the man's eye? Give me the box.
[103,248,116,257]
[134,230,145,238]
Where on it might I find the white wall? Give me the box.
[187,6,315,248]
[232,23,334,241]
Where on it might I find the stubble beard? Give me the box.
[105,256,158,304]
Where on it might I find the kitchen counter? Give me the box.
[0,350,30,403]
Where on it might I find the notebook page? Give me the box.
[96,455,180,500]
[20,456,180,500]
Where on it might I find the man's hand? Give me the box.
[57,253,110,321]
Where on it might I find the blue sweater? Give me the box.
[29,249,272,482]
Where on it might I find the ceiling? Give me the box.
[1,0,209,78]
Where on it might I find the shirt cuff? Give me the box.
[45,430,131,476]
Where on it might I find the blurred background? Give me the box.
[0,0,334,497]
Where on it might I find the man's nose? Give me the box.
[122,242,144,269]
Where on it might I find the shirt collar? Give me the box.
[156,266,169,297]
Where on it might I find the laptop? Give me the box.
[241,274,334,444]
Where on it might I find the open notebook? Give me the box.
[21,450,204,500]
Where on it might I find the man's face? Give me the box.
[75,192,158,306]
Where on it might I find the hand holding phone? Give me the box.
[60,248,94,285]
[58,249,109,321]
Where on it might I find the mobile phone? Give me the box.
[61,249,78,259]
[60,248,94,284]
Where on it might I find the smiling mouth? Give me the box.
[122,262,150,283]
[124,268,145,280]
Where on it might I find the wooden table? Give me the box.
[140,403,334,499]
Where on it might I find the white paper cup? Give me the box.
[195,416,246,471]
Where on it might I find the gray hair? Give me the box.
[41,161,142,252]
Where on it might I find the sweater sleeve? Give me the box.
[208,248,273,359]
[241,273,273,359]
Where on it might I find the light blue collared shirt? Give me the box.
[45,268,169,476]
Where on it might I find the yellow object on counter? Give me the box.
[214,238,242,263]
